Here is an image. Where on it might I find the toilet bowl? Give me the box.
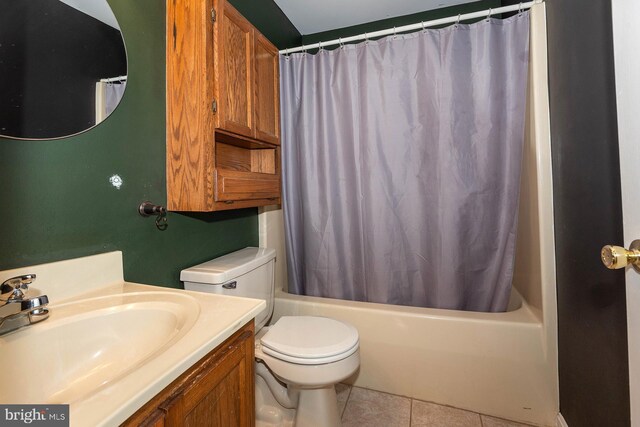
[259,316,359,386]
[181,247,360,426]
[255,317,360,426]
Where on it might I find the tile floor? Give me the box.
[336,385,536,427]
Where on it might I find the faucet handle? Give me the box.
[1,274,36,301]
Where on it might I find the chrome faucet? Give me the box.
[0,274,49,335]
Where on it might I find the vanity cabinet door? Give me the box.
[137,410,166,427]
[121,322,255,427]
[215,0,254,139]
[163,328,254,426]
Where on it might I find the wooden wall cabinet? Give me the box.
[167,0,281,212]
[122,321,255,427]
[214,2,280,146]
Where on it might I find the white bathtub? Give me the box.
[272,285,555,426]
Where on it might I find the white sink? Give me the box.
[0,292,200,405]
[0,251,265,427]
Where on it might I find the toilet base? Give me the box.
[255,364,343,427]
[256,374,295,427]
[294,386,341,427]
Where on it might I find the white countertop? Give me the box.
[0,252,265,427]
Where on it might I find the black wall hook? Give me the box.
[139,201,168,231]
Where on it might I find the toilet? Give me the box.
[181,247,360,426]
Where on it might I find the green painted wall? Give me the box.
[0,0,513,288]
[301,0,502,46]
[0,0,300,288]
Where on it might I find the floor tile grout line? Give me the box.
[340,384,353,421]
[409,398,413,426]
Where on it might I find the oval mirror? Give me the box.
[0,0,127,140]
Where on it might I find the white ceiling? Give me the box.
[273,0,476,35]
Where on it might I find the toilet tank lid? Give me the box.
[180,247,275,285]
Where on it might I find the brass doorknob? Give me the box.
[601,240,640,272]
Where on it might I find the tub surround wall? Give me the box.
[0,0,300,288]
[512,3,555,332]
[259,206,288,293]
[513,71,544,314]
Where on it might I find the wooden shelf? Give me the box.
[216,142,276,175]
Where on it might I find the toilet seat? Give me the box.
[260,316,359,365]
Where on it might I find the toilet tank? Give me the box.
[181,247,276,330]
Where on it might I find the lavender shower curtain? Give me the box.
[280,13,530,312]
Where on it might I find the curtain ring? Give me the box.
[486,8,492,22]
[301,44,307,55]
[284,48,290,60]
[421,21,426,32]
[455,14,461,28]
[393,26,397,38]
[318,41,323,52]
[364,32,369,44]
[518,2,523,16]
[339,37,345,49]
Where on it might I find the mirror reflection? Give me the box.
[0,0,127,140]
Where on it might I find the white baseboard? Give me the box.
[557,413,569,427]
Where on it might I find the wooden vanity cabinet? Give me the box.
[166,0,281,212]
[122,321,255,427]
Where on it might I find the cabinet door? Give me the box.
[216,0,254,139]
[162,328,255,427]
[254,33,280,145]
[121,322,255,427]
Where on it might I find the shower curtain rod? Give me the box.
[279,0,541,55]
[100,75,127,83]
